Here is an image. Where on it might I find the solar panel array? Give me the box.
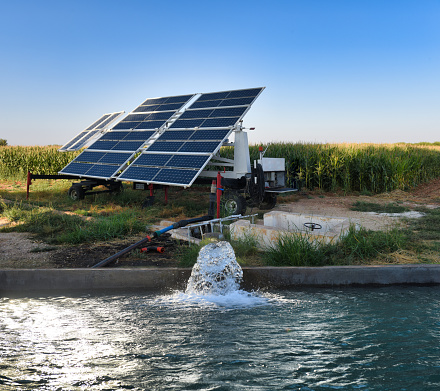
[59,88,264,185]
[59,94,195,180]
[59,112,124,151]
[117,87,263,187]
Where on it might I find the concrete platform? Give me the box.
[231,211,356,248]
[1,265,439,293]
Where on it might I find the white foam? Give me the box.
[155,241,279,309]
[157,290,271,309]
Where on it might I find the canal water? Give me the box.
[1,286,439,390]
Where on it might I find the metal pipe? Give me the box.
[216,172,222,218]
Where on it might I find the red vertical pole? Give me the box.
[164,186,168,205]
[149,184,154,197]
[26,171,32,200]
[216,171,222,218]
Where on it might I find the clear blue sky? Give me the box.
[1,0,439,146]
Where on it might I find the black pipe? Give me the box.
[91,237,151,268]
[91,214,213,268]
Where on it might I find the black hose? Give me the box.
[91,214,213,268]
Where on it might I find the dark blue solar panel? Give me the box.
[68,130,102,150]
[197,91,229,101]
[153,168,197,185]
[99,152,132,164]
[180,142,219,153]
[167,155,210,169]
[226,88,262,98]
[217,97,254,107]
[141,97,168,105]
[119,166,160,182]
[74,151,106,163]
[124,114,150,122]
[190,129,230,140]
[148,141,184,152]
[210,107,247,117]
[100,131,130,140]
[179,109,213,119]
[86,114,110,131]
[134,154,171,166]
[158,130,195,140]
[112,121,142,130]
[189,99,222,109]
[170,119,205,129]
[145,112,174,120]
[61,132,88,150]
[134,104,162,113]
[201,118,239,127]
[88,140,118,150]
[111,141,144,151]
[136,120,167,129]
[156,103,181,111]
[60,162,92,175]
[166,95,194,104]
[86,164,119,178]
[97,113,118,128]
[123,131,155,140]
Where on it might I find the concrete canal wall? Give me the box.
[1,265,440,293]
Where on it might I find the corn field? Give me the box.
[0,146,79,180]
[222,142,440,193]
[1,143,440,193]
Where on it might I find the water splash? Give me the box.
[185,241,243,296]
[156,241,271,308]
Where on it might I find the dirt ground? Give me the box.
[1,178,439,268]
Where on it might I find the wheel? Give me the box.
[259,193,277,210]
[221,191,247,216]
[68,185,85,201]
[111,182,124,195]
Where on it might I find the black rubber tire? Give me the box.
[221,191,247,216]
[112,182,124,195]
[68,185,85,201]
[259,193,277,210]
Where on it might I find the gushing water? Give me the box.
[185,241,243,295]
[159,241,270,308]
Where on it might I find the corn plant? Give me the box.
[0,146,80,180]
[221,142,440,193]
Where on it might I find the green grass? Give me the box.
[262,224,408,266]
[350,201,410,214]
[264,233,328,266]
[0,180,212,247]
[336,225,407,262]
[0,201,147,244]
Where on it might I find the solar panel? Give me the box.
[190,129,230,140]
[59,93,196,180]
[167,154,210,168]
[133,94,194,113]
[59,112,124,151]
[153,168,197,185]
[118,166,160,182]
[118,151,211,186]
[180,141,220,153]
[73,151,132,165]
[60,161,122,178]
[148,141,185,152]
[59,88,263,184]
